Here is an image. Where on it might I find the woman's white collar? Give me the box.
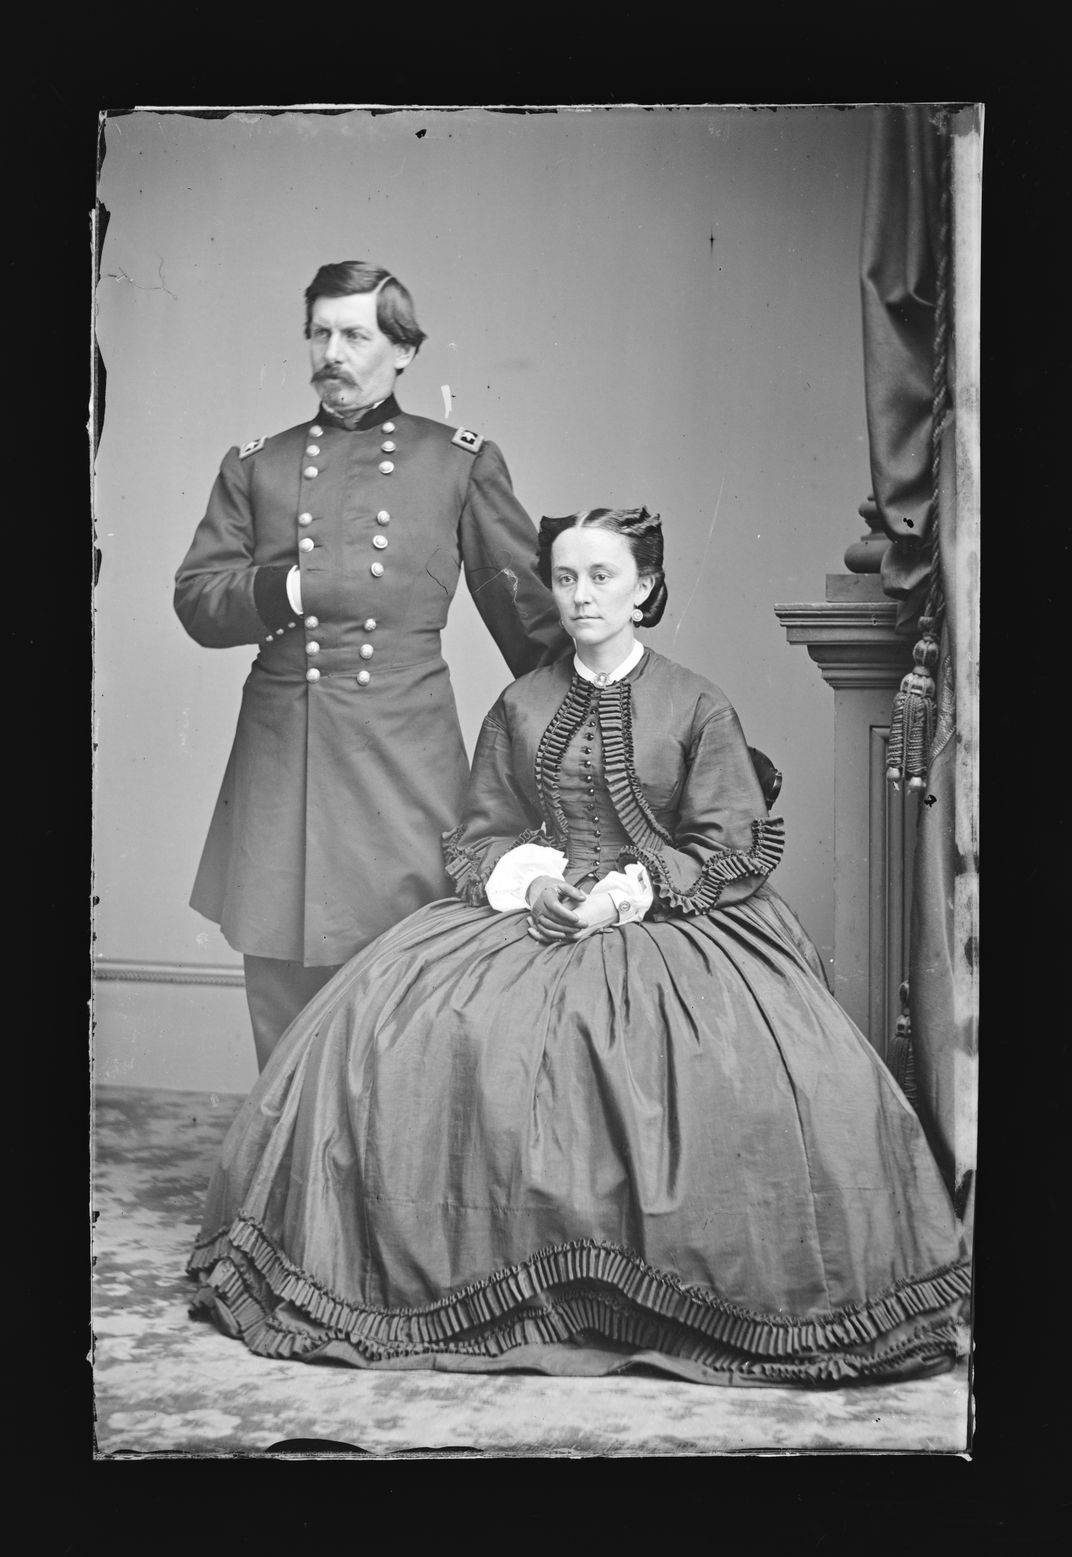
[573,640,645,687]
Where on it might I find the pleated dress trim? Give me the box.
[626,817,785,914]
[189,1217,970,1385]
[443,669,785,915]
[442,823,546,906]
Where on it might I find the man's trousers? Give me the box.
[242,954,342,1071]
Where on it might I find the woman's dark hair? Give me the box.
[537,507,668,627]
[303,261,428,356]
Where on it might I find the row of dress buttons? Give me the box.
[298,508,391,575]
[582,720,602,869]
[303,423,324,477]
[379,421,397,473]
[266,434,334,649]
[299,422,396,576]
[306,637,375,659]
[302,418,394,683]
[307,667,374,686]
[305,617,379,686]
[304,419,394,436]
[302,421,395,475]
[371,425,397,584]
[371,504,388,575]
[370,484,391,574]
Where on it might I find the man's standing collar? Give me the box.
[317,392,401,432]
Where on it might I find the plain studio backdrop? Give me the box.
[93,104,875,1094]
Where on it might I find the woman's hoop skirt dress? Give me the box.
[188,650,970,1386]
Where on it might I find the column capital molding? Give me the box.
[774,584,913,690]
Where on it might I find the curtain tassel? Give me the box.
[888,981,918,1107]
[885,613,940,791]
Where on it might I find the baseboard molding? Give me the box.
[94,958,245,988]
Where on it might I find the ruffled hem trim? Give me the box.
[188,1219,970,1384]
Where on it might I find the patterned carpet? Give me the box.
[92,1085,972,1458]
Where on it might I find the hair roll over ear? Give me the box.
[537,506,667,627]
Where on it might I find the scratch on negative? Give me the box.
[671,472,726,649]
[471,567,519,601]
[105,258,177,300]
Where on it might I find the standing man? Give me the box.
[175,260,568,1068]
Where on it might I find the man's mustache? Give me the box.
[312,367,357,385]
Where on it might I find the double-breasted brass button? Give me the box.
[376,510,390,524]
[381,440,396,453]
[378,460,394,474]
[303,465,319,478]
[304,615,319,629]
[370,562,385,578]
[298,512,313,526]
[299,537,315,553]
[309,424,323,437]
[305,667,320,683]
[382,421,395,433]
[305,444,320,456]
[306,641,320,656]
[359,644,374,660]
[363,618,377,631]
[356,670,371,687]
[372,534,388,550]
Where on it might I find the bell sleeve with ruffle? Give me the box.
[619,702,785,915]
[483,842,569,911]
[442,701,548,906]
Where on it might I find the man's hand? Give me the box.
[526,876,587,943]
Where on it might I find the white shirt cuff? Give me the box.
[484,843,568,911]
[286,565,303,614]
[582,864,653,924]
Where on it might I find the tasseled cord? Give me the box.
[887,980,919,1109]
[886,122,951,796]
[885,614,940,792]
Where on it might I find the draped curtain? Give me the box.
[860,105,980,1228]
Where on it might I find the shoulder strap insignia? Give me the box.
[451,426,485,455]
[239,436,266,460]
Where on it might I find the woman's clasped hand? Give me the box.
[525,875,618,941]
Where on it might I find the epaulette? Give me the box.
[239,436,267,460]
[451,426,485,455]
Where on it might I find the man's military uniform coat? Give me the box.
[175,394,567,966]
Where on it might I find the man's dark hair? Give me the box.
[303,261,428,354]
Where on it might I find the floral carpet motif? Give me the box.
[92,1085,972,1458]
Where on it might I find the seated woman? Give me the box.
[188,507,969,1386]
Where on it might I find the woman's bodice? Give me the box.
[444,651,786,917]
[556,712,635,885]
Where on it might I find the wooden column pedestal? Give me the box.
[774,573,915,1060]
